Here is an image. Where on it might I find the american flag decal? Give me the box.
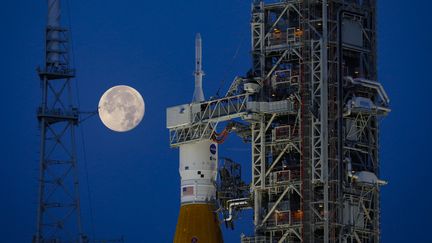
[182,186,194,196]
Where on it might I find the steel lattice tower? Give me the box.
[245,0,389,242]
[167,1,390,242]
[33,0,85,242]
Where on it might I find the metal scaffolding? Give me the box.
[167,0,390,242]
[33,1,84,242]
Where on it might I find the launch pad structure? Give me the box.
[34,0,83,242]
[167,0,390,242]
[33,1,126,243]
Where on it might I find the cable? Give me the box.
[78,121,97,242]
[66,0,96,240]
[215,32,247,97]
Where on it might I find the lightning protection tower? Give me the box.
[33,0,85,242]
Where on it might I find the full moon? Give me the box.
[98,85,145,132]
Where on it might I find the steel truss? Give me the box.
[248,1,305,242]
[245,0,388,242]
[34,9,85,243]
[167,0,389,242]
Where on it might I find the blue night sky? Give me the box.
[0,0,431,242]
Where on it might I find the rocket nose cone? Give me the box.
[196,33,202,40]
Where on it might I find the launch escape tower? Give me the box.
[168,0,390,242]
[34,0,85,242]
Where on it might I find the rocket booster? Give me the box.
[174,34,222,243]
[174,140,223,243]
[192,33,205,103]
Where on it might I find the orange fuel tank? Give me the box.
[174,204,223,243]
[173,140,222,242]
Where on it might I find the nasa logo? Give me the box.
[210,144,216,155]
[191,236,199,243]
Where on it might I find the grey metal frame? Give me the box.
[33,8,84,243]
[167,0,389,242]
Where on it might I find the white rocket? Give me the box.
[192,33,205,103]
[174,136,222,243]
[173,34,223,242]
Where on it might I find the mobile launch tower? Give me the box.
[167,0,390,242]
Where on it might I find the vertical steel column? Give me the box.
[251,118,265,229]
[35,77,48,242]
[321,1,329,242]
